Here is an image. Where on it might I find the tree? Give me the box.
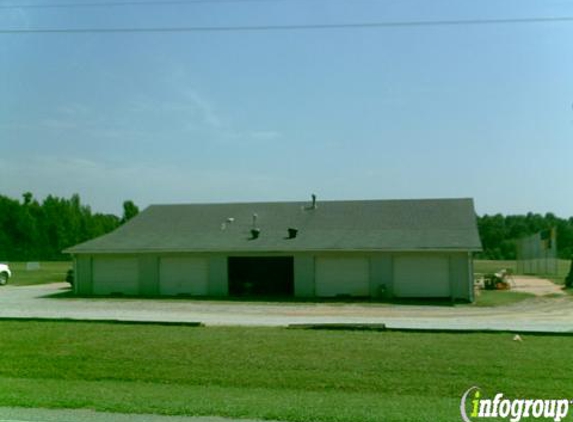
[0,192,122,261]
[476,213,573,260]
[22,192,33,206]
[121,200,139,224]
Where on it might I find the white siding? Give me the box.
[315,257,370,297]
[159,257,208,296]
[393,255,450,297]
[92,257,139,295]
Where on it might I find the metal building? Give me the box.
[65,197,482,301]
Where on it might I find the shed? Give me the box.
[65,197,482,301]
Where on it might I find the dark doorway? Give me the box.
[228,257,294,297]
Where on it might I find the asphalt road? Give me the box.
[0,407,270,422]
[0,283,572,332]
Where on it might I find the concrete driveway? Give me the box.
[0,283,572,333]
[0,407,269,422]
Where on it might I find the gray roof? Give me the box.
[65,198,482,254]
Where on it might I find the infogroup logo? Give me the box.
[460,387,572,422]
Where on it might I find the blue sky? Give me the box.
[1,0,572,216]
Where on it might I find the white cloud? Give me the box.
[124,88,283,145]
[182,89,223,129]
[0,155,291,215]
[0,8,30,29]
[56,104,90,116]
[40,118,78,130]
[34,103,96,132]
[248,130,283,141]
[126,89,223,132]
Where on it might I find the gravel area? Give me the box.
[0,407,271,422]
[510,275,565,296]
[0,283,572,333]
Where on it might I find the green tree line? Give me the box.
[0,193,138,261]
[477,213,573,260]
[1,192,572,261]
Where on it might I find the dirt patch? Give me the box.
[510,276,565,296]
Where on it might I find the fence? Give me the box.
[516,228,558,275]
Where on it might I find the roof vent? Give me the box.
[302,194,319,212]
[221,217,234,231]
[251,228,261,239]
[252,213,258,228]
[287,228,298,239]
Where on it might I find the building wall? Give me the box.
[369,254,394,298]
[208,254,229,296]
[294,254,315,297]
[450,252,471,300]
[139,255,159,296]
[74,255,93,295]
[73,250,474,301]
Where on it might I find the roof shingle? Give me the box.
[65,198,482,253]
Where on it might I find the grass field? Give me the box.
[3,261,72,286]
[474,259,570,280]
[474,260,518,275]
[0,321,572,422]
[473,290,536,307]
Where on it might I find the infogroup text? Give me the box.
[461,387,572,422]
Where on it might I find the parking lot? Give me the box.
[1,282,572,332]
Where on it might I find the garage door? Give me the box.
[393,255,450,297]
[92,257,139,295]
[315,257,369,297]
[228,257,294,297]
[159,257,208,296]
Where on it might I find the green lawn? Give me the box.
[474,260,518,275]
[0,322,572,422]
[474,259,570,278]
[3,261,71,286]
[473,290,535,307]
